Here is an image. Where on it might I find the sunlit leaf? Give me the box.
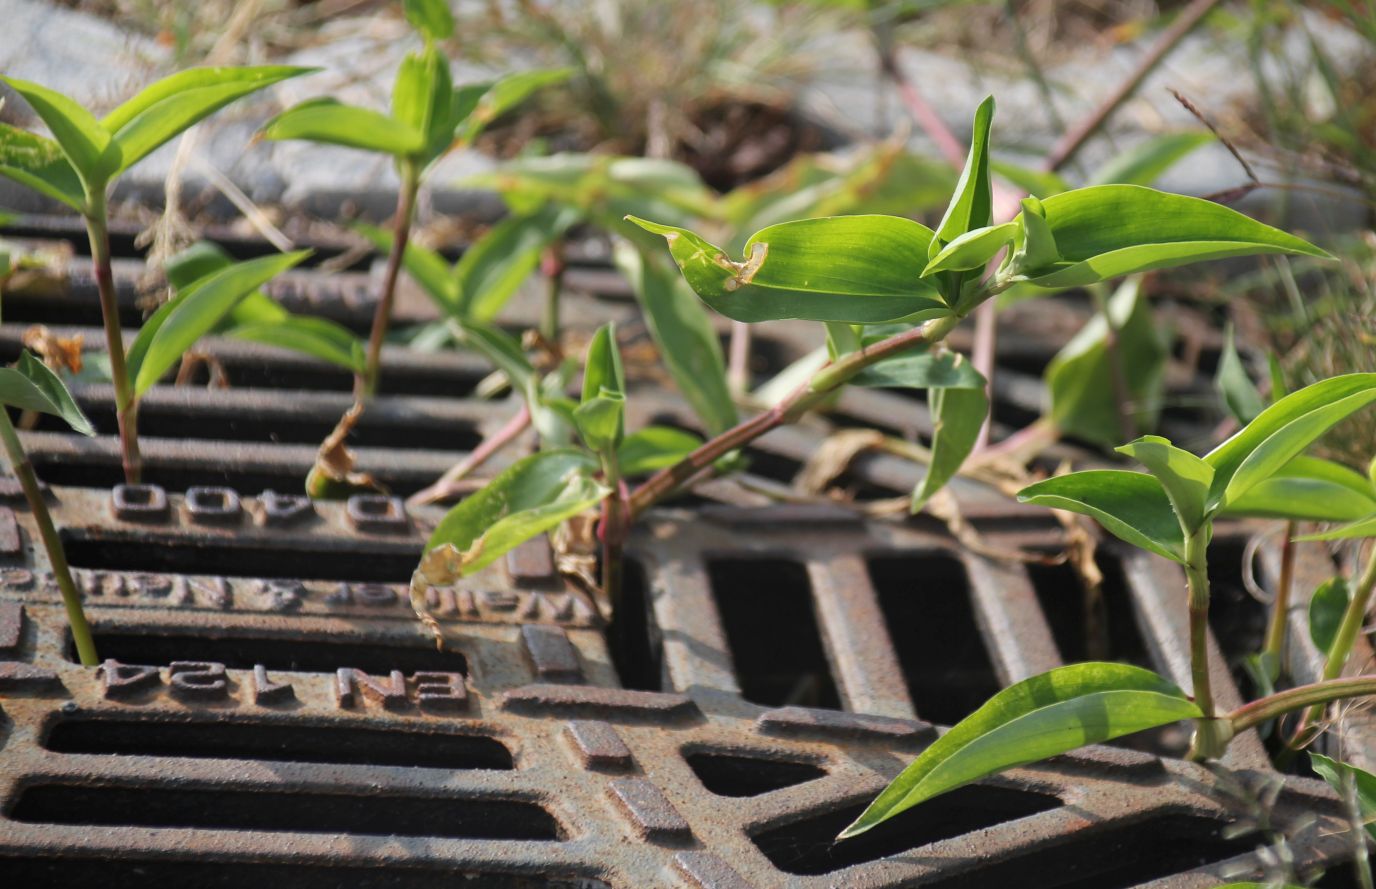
[457,204,581,321]
[261,99,423,156]
[456,68,574,144]
[1018,470,1185,563]
[1216,324,1266,424]
[0,125,85,211]
[1017,185,1333,288]
[1204,373,1376,510]
[403,0,455,40]
[425,449,607,575]
[922,221,1017,276]
[1224,456,1376,522]
[1311,753,1376,841]
[0,75,115,184]
[628,215,946,323]
[1296,513,1376,541]
[228,315,365,373]
[933,95,995,247]
[617,426,701,476]
[1116,435,1213,533]
[839,663,1200,838]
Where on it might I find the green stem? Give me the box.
[1183,527,1223,760]
[1229,675,1376,735]
[1261,521,1296,666]
[83,194,142,484]
[1293,542,1376,742]
[0,409,97,666]
[359,163,420,399]
[627,313,962,517]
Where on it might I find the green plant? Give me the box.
[835,374,1376,839]
[0,343,98,665]
[0,65,312,483]
[407,98,1330,674]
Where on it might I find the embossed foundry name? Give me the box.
[96,659,467,712]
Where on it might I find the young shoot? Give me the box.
[0,65,312,483]
[838,374,1376,841]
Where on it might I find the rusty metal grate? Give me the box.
[0,213,1364,887]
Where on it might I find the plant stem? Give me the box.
[406,402,532,507]
[1185,527,1216,718]
[0,409,97,666]
[1261,521,1296,666]
[628,313,962,517]
[83,195,142,484]
[359,163,420,399]
[1230,675,1376,735]
[540,243,565,343]
[1292,542,1376,743]
[727,321,752,396]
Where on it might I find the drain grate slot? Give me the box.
[707,558,840,710]
[66,630,468,676]
[922,813,1258,889]
[8,784,561,840]
[685,751,825,797]
[752,783,1059,875]
[0,858,597,889]
[867,555,1000,726]
[44,716,509,770]
[1207,539,1270,681]
[61,535,418,584]
[1027,552,1152,667]
[608,558,663,692]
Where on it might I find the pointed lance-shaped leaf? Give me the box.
[1116,435,1214,534]
[0,75,116,186]
[933,95,995,248]
[1203,373,1376,511]
[616,426,702,477]
[104,66,312,175]
[1215,324,1266,425]
[0,125,86,211]
[0,350,96,436]
[1016,185,1333,289]
[1308,577,1351,657]
[911,380,987,513]
[1311,753,1376,842]
[839,662,1200,838]
[260,99,424,157]
[457,204,581,322]
[627,215,946,324]
[403,0,455,40]
[1223,455,1376,523]
[1018,470,1186,563]
[922,221,1018,276]
[455,68,574,145]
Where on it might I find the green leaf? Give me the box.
[1018,470,1186,563]
[261,100,423,156]
[0,75,115,186]
[1296,513,1376,542]
[851,341,986,390]
[354,222,457,309]
[228,315,365,373]
[614,243,735,435]
[839,662,1200,838]
[1216,324,1266,424]
[128,250,311,397]
[628,215,946,324]
[0,125,85,211]
[1116,435,1214,534]
[1204,374,1376,510]
[1311,753,1376,841]
[1009,196,1059,275]
[922,222,1017,276]
[1309,577,1350,656]
[425,450,607,575]
[989,158,1069,198]
[1088,132,1214,188]
[911,382,987,513]
[403,0,455,40]
[454,321,535,393]
[1044,277,1167,448]
[933,96,995,247]
[1017,186,1333,289]
[581,322,625,404]
[457,205,581,321]
[165,240,234,290]
[574,394,625,454]
[617,426,701,476]
[1224,456,1376,522]
[392,46,454,164]
[0,351,96,436]
[456,68,574,144]
[105,66,310,174]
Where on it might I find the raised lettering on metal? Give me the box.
[168,661,229,700]
[335,668,407,711]
[413,671,467,712]
[251,664,294,704]
[98,660,161,699]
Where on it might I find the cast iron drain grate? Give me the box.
[0,212,1362,887]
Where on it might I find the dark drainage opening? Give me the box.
[1027,551,1152,667]
[867,555,1000,726]
[686,750,826,797]
[608,558,663,692]
[707,558,841,710]
[752,783,1059,875]
[0,858,600,889]
[741,448,803,486]
[44,716,510,770]
[60,535,418,584]
[65,630,468,676]
[8,784,561,841]
[922,813,1258,889]
[1207,538,1270,683]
